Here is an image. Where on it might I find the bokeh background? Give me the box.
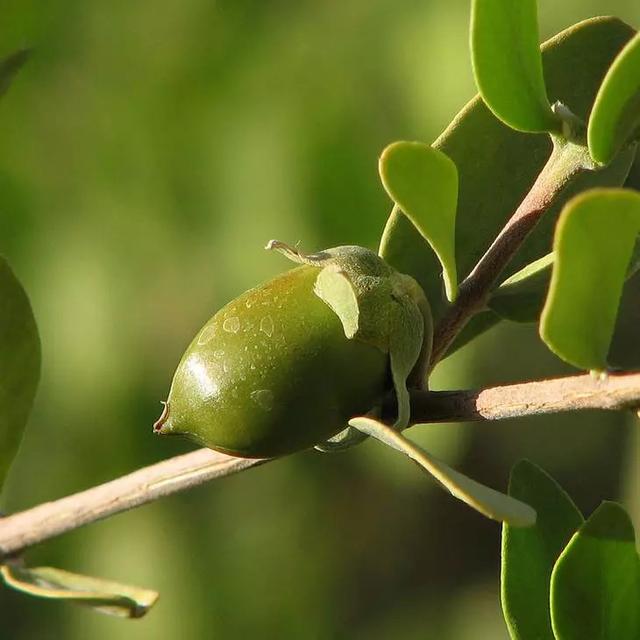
[0,1,639,638]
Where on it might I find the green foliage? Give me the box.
[0,257,40,493]
[378,141,459,301]
[379,17,636,341]
[550,502,640,639]
[589,33,640,165]
[470,0,558,133]
[540,189,640,371]
[501,461,583,640]
[2,0,640,636]
[1,564,158,619]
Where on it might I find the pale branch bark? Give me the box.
[430,141,591,366]
[0,371,639,560]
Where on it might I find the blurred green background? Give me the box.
[0,1,638,638]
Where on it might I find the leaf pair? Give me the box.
[472,0,640,165]
[502,461,640,640]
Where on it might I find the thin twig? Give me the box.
[0,370,638,560]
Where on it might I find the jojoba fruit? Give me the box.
[155,243,432,458]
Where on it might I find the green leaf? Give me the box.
[0,257,41,493]
[589,33,640,165]
[379,142,458,301]
[1,564,159,619]
[349,417,536,526]
[540,189,640,371]
[0,49,30,98]
[550,502,640,640]
[501,460,583,640]
[380,18,636,354]
[470,0,557,133]
[489,253,554,322]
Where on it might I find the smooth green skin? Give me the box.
[501,461,583,640]
[380,18,637,352]
[0,257,41,492]
[0,49,29,98]
[379,142,459,301]
[550,502,640,640]
[351,417,536,526]
[589,33,640,165]
[159,266,390,457]
[1,564,158,619]
[470,0,557,134]
[540,189,640,371]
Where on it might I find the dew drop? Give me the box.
[223,316,240,333]
[250,389,274,411]
[260,316,274,337]
[197,325,216,345]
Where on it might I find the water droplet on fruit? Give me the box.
[223,317,240,333]
[197,325,216,345]
[250,389,273,411]
[260,316,274,337]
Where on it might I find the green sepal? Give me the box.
[1,563,159,619]
[314,266,360,339]
[550,502,640,640]
[349,417,536,526]
[470,0,558,133]
[501,460,583,640]
[540,188,640,371]
[588,33,640,165]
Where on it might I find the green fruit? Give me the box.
[155,244,431,458]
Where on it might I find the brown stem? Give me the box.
[430,139,593,366]
[0,370,638,560]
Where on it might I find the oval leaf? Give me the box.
[380,18,635,350]
[470,0,557,133]
[550,502,640,640]
[379,142,458,301]
[1,564,159,619]
[349,417,536,526]
[589,33,640,165]
[501,460,583,640]
[540,189,640,371]
[0,257,41,492]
